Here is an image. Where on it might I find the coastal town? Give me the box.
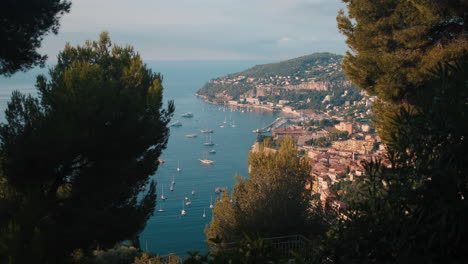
[239,90,383,212]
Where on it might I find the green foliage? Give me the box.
[305,137,330,148]
[320,56,468,263]
[0,0,71,75]
[0,33,174,263]
[338,0,468,103]
[206,137,317,244]
[197,53,363,105]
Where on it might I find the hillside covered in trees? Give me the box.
[197,53,363,110]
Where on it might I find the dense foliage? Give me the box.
[320,57,468,263]
[0,0,71,75]
[0,33,174,263]
[206,137,323,244]
[338,0,468,103]
[197,53,362,106]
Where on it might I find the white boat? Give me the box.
[223,117,227,124]
[219,125,225,128]
[185,196,189,201]
[160,184,166,200]
[209,196,214,209]
[203,134,214,146]
[200,129,213,133]
[181,200,186,216]
[176,161,181,172]
[199,159,214,165]
[169,121,182,127]
[185,200,192,206]
[181,112,194,118]
[209,149,216,154]
[202,208,206,218]
[191,186,196,195]
[185,134,197,138]
[158,203,165,213]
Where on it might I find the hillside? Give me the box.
[197,53,362,110]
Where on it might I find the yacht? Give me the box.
[176,161,181,172]
[185,134,197,138]
[181,200,186,216]
[200,129,213,133]
[202,208,206,218]
[160,184,166,200]
[203,134,214,146]
[181,112,194,118]
[209,149,216,154]
[169,121,182,127]
[199,159,214,165]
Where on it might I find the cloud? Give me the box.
[40,0,348,60]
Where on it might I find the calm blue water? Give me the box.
[0,60,278,255]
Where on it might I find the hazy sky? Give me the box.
[41,0,347,61]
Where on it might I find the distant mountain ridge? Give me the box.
[197,53,356,103]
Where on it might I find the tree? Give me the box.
[206,137,320,244]
[321,54,468,263]
[337,0,468,103]
[0,0,71,75]
[0,32,174,263]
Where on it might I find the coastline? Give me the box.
[195,93,298,115]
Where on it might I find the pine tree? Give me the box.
[0,32,174,263]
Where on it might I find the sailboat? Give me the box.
[158,203,165,213]
[223,117,227,124]
[203,134,214,146]
[171,174,176,185]
[200,128,213,133]
[231,120,237,128]
[202,208,206,218]
[176,161,181,172]
[209,196,214,209]
[160,184,166,200]
[209,149,216,154]
[191,185,196,195]
[170,184,174,192]
[185,198,192,206]
[181,200,186,216]
[185,196,189,201]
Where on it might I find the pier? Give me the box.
[253,117,299,133]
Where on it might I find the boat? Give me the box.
[215,187,227,193]
[200,129,213,133]
[139,185,146,191]
[185,200,192,206]
[158,203,165,213]
[209,149,216,154]
[223,117,227,124]
[192,189,196,195]
[181,200,186,216]
[252,129,262,133]
[219,125,225,128]
[158,159,165,164]
[169,121,182,127]
[170,184,174,192]
[160,184,166,200]
[176,161,181,172]
[185,196,189,201]
[202,208,206,218]
[209,196,214,209]
[203,134,214,146]
[185,134,197,138]
[199,159,214,165]
[181,112,194,118]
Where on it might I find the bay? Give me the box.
[0,60,278,255]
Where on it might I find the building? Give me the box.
[334,122,353,135]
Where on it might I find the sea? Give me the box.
[0,60,279,255]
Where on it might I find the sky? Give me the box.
[40,0,348,61]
